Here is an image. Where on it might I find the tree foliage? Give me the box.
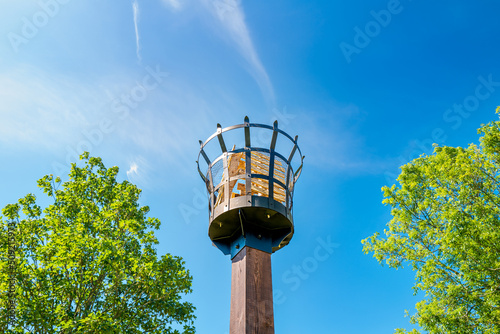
[363,110,500,334]
[0,153,195,333]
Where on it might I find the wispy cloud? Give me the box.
[133,0,141,63]
[202,0,275,105]
[126,156,152,188]
[162,0,182,11]
[288,105,395,175]
[127,161,139,180]
[127,162,139,178]
[112,76,218,174]
[0,65,106,151]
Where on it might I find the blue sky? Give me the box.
[1,0,500,333]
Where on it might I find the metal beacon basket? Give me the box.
[197,116,304,259]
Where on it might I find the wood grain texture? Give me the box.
[230,247,275,334]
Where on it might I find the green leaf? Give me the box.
[0,153,196,333]
[363,108,500,333]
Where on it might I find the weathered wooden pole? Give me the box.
[230,247,274,333]
[197,116,304,333]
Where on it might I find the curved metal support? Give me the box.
[197,116,304,254]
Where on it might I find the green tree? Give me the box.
[363,109,500,334]
[0,153,195,333]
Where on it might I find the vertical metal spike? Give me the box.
[217,123,227,153]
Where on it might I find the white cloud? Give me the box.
[200,0,275,105]
[133,0,142,63]
[127,161,139,178]
[0,65,106,151]
[281,105,395,175]
[113,77,218,172]
[125,156,152,188]
[162,0,182,11]
[0,62,217,176]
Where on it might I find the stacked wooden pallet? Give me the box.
[214,151,287,207]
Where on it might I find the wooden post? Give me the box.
[230,246,275,334]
